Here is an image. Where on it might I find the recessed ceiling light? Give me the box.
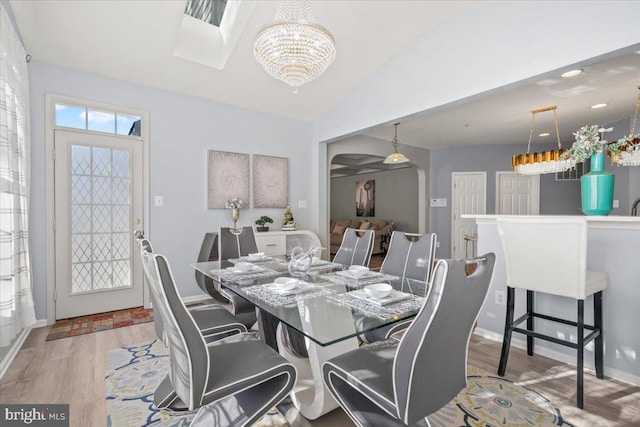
[561,69,583,78]
[590,103,608,109]
[539,132,550,137]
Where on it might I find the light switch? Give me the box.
[154,195,164,207]
[298,200,307,208]
[430,198,447,208]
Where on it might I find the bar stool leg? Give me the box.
[526,290,534,356]
[577,300,585,409]
[594,291,604,379]
[498,287,515,376]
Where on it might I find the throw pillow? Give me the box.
[333,224,347,235]
[359,221,371,230]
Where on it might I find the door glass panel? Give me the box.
[87,110,116,133]
[70,145,132,294]
[55,104,86,129]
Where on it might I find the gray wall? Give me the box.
[28,61,315,320]
[330,168,419,232]
[429,139,635,258]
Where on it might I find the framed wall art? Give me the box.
[253,155,288,208]
[207,150,250,209]
[356,180,375,217]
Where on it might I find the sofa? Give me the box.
[329,218,394,255]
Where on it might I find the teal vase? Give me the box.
[580,152,614,215]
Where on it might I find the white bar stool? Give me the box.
[496,217,606,409]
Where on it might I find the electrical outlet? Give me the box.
[495,290,506,306]
[436,241,440,248]
[613,199,619,208]
[154,195,163,207]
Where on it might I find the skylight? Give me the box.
[184,0,228,27]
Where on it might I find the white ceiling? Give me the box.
[9,0,493,122]
[9,1,640,152]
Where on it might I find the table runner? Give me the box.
[326,292,425,320]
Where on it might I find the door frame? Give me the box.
[451,171,487,258]
[45,94,150,324]
[495,171,540,214]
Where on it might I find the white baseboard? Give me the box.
[473,327,640,387]
[0,319,48,381]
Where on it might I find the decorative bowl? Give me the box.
[274,277,298,291]
[364,283,393,299]
[235,262,254,272]
[348,265,370,278]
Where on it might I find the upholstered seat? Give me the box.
[359,231,437,343]
[332,227,375,267]
[138,237,248,345]
[145,251,297,425]
[496,217,606,409]
[323,254,495,426]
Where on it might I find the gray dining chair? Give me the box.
[359,231,437,343]
[322,254,495,426]
[144,251,297,426]
[138,238,248,345]
[194,232,228,303]
[218,226,260,328]
[332,227,375,267]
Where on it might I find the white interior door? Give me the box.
[451,172,486,259]
[496,172,540,215]
[54,129,143,319]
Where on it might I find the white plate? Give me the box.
[336,270,382,280]
[226,265,258,274]
[267,281,316,296]
[349,288,411,306]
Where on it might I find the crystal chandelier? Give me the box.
[254,0,336,93]
[383,123,410,164]
[512,105,575,175]
[612,85,640,167]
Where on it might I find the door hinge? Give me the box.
[52,148,56,160]
[53,289,57,301]
[53,218,56,231]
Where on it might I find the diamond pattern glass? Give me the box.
[70,145,133,294]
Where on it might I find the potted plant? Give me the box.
[255,215,273,232]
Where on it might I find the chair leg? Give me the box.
[526,290,534,356]
[498,287,515,376]
[594,291,604,379]
[577,299,585,409]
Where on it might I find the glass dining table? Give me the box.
[191,256,428,419]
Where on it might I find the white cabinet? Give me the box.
[254,229,322,257]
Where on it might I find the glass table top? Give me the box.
[192,258,428,346]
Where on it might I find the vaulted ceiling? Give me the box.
[9,1,640,152]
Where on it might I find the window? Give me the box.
[184,0,228,27]
[55,103,141,137]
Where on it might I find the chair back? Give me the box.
[497,217,588,299]
[393,253,495,424]
[332,228,375,267]
[144,251,209,411]
[219,226,259,260]
[137,238,165,342]
[380,232,437,292]
[194,232,227,302]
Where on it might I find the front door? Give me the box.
[451,172,486,259]
[54,129,144,319]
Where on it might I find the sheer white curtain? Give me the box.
[0,4,36,348]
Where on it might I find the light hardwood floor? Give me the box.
[1,323,639,426]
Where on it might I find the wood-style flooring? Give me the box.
[1,322,639,426]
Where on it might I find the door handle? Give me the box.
[134,230,144,238]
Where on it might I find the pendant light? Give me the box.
[512,105,575,175]
[383,123,410,164]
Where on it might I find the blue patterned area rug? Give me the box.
[106,340,572,427]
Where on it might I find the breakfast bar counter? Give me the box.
[463,215,640,386]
